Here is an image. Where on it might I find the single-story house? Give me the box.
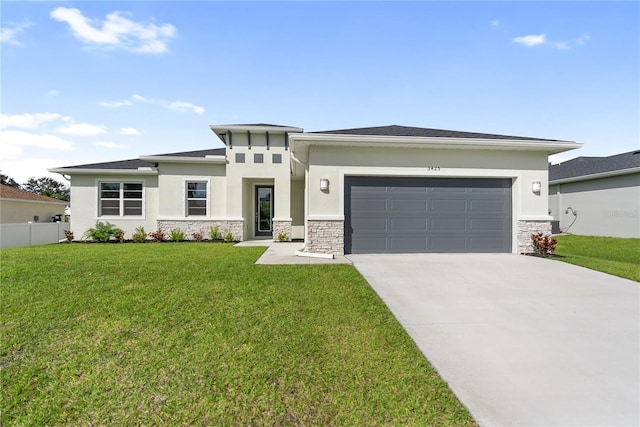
[0,184,68,224]
[549,150,640,238]
[50,124,581,255]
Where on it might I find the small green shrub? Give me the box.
[209,225,221,241]
[148,230,166,242]
[224,231,234,243]
[278,232,288,242]
[83,221,123,243]
[531,232,557,257]
[63,230,74,243]
[191,232,203,242]
[132,226,147,243]
[169,228,185,242]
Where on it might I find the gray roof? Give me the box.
[57,148,225,170]
[550,150,640,181]
[311,125,563,142]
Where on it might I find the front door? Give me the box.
[255,186,274,237]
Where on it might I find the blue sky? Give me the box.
[2,1,638,183]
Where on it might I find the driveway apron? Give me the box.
[349,253,639,427]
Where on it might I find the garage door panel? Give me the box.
[430,199,467,212]
[390,237,427,251]
[346,177,512,254]
[391,218,427,231]
[470,199,507,212]
[390,199,427,212]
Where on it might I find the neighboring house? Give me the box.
[50,124,581,255]
[0,184,68,224]
[549,150,640,238]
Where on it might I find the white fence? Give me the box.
[0,222,70,249]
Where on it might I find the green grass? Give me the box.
[553,235,640,282]
[1,243,475,426]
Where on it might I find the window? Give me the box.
[235,153,245,163]
[254,153,264,163]
[272,153,282,164]
[99,182,143,216]
[186,181,207,216]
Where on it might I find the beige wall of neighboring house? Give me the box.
[0,198,66,223]
[550,172,640,238]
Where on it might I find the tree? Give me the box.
[22,176,70,201]
[0,172,21,189]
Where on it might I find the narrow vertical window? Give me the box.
[186,181,207,216]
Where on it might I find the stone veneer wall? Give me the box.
[157,219,244,241]
[517,220,552,254]
[272,220,292,242]
[305,219,344,256]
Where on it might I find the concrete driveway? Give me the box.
[348,253,639,427]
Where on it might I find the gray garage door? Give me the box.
[345,177,512,254]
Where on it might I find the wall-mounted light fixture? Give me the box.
[320,178,330,192]
[532,181,541,194]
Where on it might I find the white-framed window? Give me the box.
[186,181,207,216]
[99,182,143,217]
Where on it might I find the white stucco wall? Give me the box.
[69,174,159,238]
[304,145,551,253]
[549,173,640,238]
[156,162,226,219]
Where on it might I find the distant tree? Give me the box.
[1,172,21,189]
[22,176,70,201]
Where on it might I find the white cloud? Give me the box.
[0,113,62,129]
[490,19,499,28]
[55,123,107,136]
[120,127,139,135]
[93,141,128,149]
[99,99,133,107]
[132,93,150,102]
[48,89,60,96]
[514,33,590,50]
[0,130,74,151]
[1,157,71,185]
[170,101,205,115]
[50,7,176,54]
[513,34,546,47]
[1,22,32,46]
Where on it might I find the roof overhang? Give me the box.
[210,124,304,144]
[0,197,67,205]
[550,166,640,185]
[139,155,226,164]
[289,133,583,163]
[49,167,159,175]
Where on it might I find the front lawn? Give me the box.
[553,235,640,282]
[1,243,474,425]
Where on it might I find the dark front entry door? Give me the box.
[255,186,274,237]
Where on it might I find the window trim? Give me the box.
[185,180,209,217]
[97,180,145,218]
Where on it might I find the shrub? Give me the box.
[148,230,166,242]
[191,232,203,242]
[83,221,123,243]
[224,231,234,243]
[132,226,147,243]
[63,230,74,243]
[531,232,557,257]
[169,228,185,242]
[209,225,221,241]
[278,232,288,242]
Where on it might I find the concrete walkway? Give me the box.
[236,241,352,265]
[349,253,639,427]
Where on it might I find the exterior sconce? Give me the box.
[320,178,330,192]
[532,181,541,194]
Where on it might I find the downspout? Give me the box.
[290,143,334,259]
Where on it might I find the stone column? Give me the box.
[517,219,552,254]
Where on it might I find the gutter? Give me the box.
[550,166,640,185]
